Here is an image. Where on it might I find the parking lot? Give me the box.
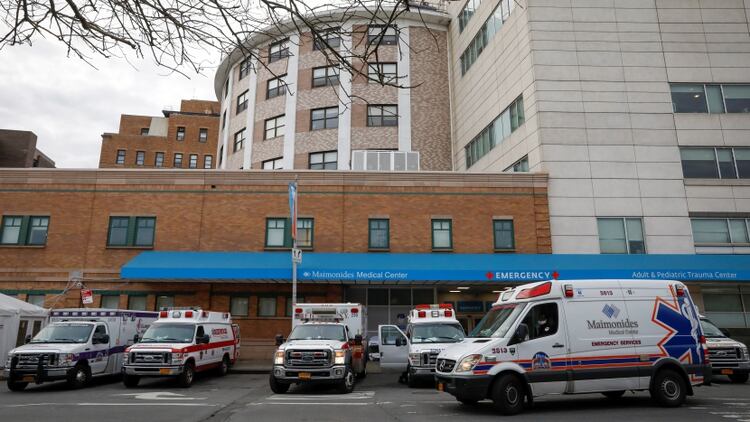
[0,372,748,422]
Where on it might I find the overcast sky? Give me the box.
[0,41,218,168]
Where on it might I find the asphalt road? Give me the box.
[0,372,749,422]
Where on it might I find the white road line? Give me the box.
[0,403,217,408]
[255,402,372,406]
[267,391,375,400]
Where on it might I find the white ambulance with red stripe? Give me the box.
[122,308,239,388]
[435,279,712,415]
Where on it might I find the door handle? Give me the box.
[552,343,564,348]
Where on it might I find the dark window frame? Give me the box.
[367,25,398,46]
[367,62,397,84]
[176,126,186,141]
[173,153,183,168]
[107,216,156,248]
[257,295,278,317]
[239,58,252,79]
[135,151,145,166]
[262,157,283,170]
[188,154,198,169]
[204,155,213,169]
[269,39,290,63]
[199,128,209,143]
[367,104,398,127]
[311,106,339,130]
[264,217,314,249]
[313,28,341,51]
[431,219,453,250]
[266,74,287,99]
[154,152,165,168]
[116,150,126,165]
[234,128,246,152]
[236,90,249,114]
[312,65,339,88]
[493,219,515,250]
[140,128,149,136]
[0,215,49,246]
[264,115,285,140]
[597,217,646,255]
[368,219,390,250]
[309,150,338,170]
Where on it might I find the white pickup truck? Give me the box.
[700,316,749,383]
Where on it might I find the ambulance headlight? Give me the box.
[171,353,184,364]
[741,345,749,360]
[408,353,421,366]
[455,354,483,373]
[334,350,346,365]
[274,350,285,365]
[5,353,12,368]
[55,353,75,367]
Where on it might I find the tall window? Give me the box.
[219,146,224,167]
[692,218,750,245]
[460,0,515,75]
[466,96,525,168]
[174,153,183,168]
[265,218,314,248]
[140,128,149,136]
[116,150,126,165]
[258,297,277,317]
[154,152,164,167]
[269,39,290,62]
[309,151,338,170]
[311,107,339,130]
[432,219,453,250]
[176,126,186,141]
[505,156,529,172]
[135,151,145,166]
[128,295,147,311]
[680,147,750,179]
[189,154,198,169]
[312,66,339,88]
[367,63,397,84]
[671,83,750,114]
[297,219,314,248]
[267,75,287,99]
[101,295,120,309]
[597,218,645,254]
[262,157,283,170]
[368,25,397,45]
[1,216,49,246]
[204,155,213,169]
[458,0,481,32]
[199,128,209,143]
[239,58,252,79]
[230,297,249,316]
[155,295,174,310]
[222,79,229,99]
[369,219,389,249]
[264,115,285,139]
[108,216,156,247]
[265,218,286,247]
[493,220,515,250]
[236,90,249,114]
[367,105,398,127]
[314,28,341,50]
[234,128,246,152]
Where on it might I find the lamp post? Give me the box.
[289,179,300,326]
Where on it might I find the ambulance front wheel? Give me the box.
[123,374,140,388]
[269,375,289,394]
[178,362,195,388]
[491,374,525,415]
[337,368,355,394]
[651,369,687,407]
[6,380,28,392]
[67,363,91,389]
[729,373,748,384]
[602,390,625,399]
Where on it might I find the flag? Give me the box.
[288,181,298,240]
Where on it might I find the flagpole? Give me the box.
[289,177,299,326]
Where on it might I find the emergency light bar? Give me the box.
[516,281,552,299]
[413,304,454,318]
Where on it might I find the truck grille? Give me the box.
[709,347,742,368]
[436,358,456,373]
[420,352,439,367]
[132,352,170,365]
[13,353,53,369]
[286,350,331,368]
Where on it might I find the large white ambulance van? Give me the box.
[435,279,711,414]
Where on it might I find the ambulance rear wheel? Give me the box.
[178,363,195,388]
[123,374,140,388]
[269,375,289,394]
[6,380,28,391]
[602,390,626,399]
[491,374,525,415]
[217,356,230,377]
[651,369,686,407]
[729,373,748,384]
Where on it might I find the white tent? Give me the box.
[0,294,48,369]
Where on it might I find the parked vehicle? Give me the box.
[122,308,239,388]
[435,280,711,415]
[270,303,367,394]
[4,308,157,391]
[700,316,749,383]
[379,304,465,387]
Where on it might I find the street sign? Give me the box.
[81,289,93,304]
[292,248,302,264]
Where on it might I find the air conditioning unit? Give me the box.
[351,150,419,171]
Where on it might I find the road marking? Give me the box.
[250,402,371,406]
[267,391,375,400]
[0,403,216,408]
[116,391,205,400]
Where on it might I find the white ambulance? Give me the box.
[378,304,465,387]
[435,280,711,415]
[122,308,239,388]
[5,309,157,391]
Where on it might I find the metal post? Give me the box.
[292,237,297,311]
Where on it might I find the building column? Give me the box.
[337,23,354,170]
[219,70,234,169]
[282,34,301,170]
[243,55,258,170]
[397,24,412,152]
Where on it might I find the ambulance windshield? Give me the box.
[411,324,465,344]
[289,325,347,341]
[30,324,93,343]
[700,318,726,338]
[470,304,526,338]
[141,324,195,343]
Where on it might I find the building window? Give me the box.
[135,151,145,166]
[505,156,529,172]
[189,154,198,169]
[128,295,147,311]
[218,146,223,167]
[264,115,285,139]
[155,295,174,310]
[26,294,45,307]
[432,219,453,250]
[222,110,226,129]
[314,28,341,50]
[311,107,339,130]
[269,39,290,63]
[230,297,249,316]
[368,25,398,45]
[154,152,164,167]
[176,126,186,141]
[466,96,524,168]
[458,0,481,32]
[234,128,246,152]
[107,216,156,247]
[460,0,515,75]
[236,90,249,114]
[223,79,229,99]
[367,105,398,127]
[367,63,397,84]
[204,155,213,169]
[258,297,277,317]
[597,218,645,254]
[265,218,314,248]
[140,128,149,136]
[174,153,183,168]
[680,147,750,179]
[1,216,49,246]
[312,65,340,88]
[199,128,208,143]
[369,219,389,249]
[239,58,252,79]
[671,83,750,114]
[101,295,120,309]
[493,220,515,250]
[116,150,126,165]
[691,218,750,245]
[309,151,338,170]
[262,157,283,170]
[267,75,287,99]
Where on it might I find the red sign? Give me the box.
[81,289,93,305]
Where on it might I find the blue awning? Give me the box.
[121,252,750,283]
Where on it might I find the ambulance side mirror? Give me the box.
[354,334,363,346]
[24,335,32,344]
[395,337,407,347]
[197,334,210,344]
[510,323,529,346]
[133,334,139,343]
[275,334,285,346]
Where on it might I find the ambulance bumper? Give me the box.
[272,365,347,382]
[123,365,184,376]
[409,366,437,378]
[5,367,73,383]
[435,374,492,402]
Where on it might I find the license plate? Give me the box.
[299,372,311,380]
[437,382,444,392]
[21,375,35,382]
[160,368,171,375]
[721,369,734,375]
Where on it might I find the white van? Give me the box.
[5,309,157,391]
[435,280,711,414]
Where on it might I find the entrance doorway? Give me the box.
[345,287,436,338]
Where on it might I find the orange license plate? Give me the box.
[437,382,444,392]
[721,369,734,375]
[299,372,311,380]
[160,368,171,375]
[21,375,34,382]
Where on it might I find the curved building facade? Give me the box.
[213,7,452,171]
